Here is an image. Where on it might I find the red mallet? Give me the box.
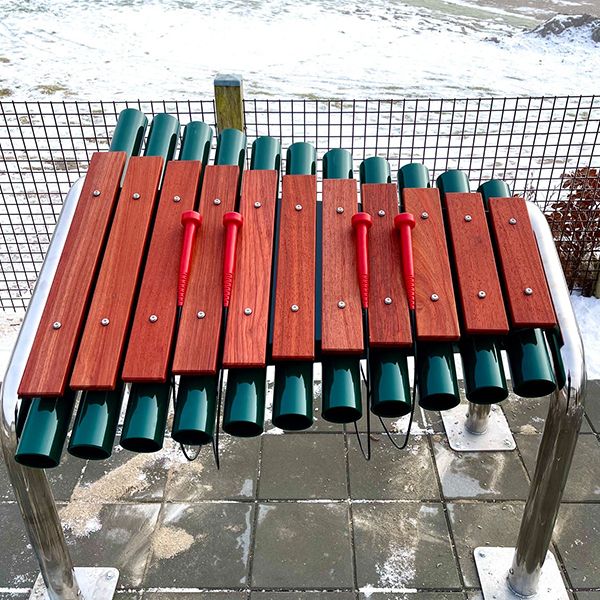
[351,212,373,310]
[178,210,202,310]
[394,212,416,311]
[222,211,244,308]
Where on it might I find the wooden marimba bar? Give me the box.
[0,108,586,600]
[12,108,564,467]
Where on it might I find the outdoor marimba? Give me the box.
[0,108,586,600]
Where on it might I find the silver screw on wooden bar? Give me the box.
[254,201,262,208]
[101,318,110,326]
[173,195,181,203]
[92,190,101,197]
[132,193,140,200]
[52,321,61,330]
[338,300,346,309]
[524,287,533,296]
[384,297,392,305]
[509,217,517,225]
[478,290,487,299]
[149,314,158,323]
[244,308,253,315]
[464,214,472,222]
[291,304,299,312]
[197,311,206,319]
[378,210,386,217]
[336,206,344,214]
[213,198,221,205]
[421,212,429,220]
[431,293,440,302]
[295,204,303,211]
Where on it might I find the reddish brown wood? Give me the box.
[488,197,557,328]
[122,161,203,382]
[70,156,163,390]
[321,178,363,354]
[361,183,412,347]
[444,192,509,335]
[272,175,316,361]
[172,165,240,374]
[19,152,126,397]
[223,170,278,368]
[402,188,460,341]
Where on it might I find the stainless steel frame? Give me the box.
[0,185,585,599]
[465,402,491,434]
[506,201,587,597]
[1,178,85,600]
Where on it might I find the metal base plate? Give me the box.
[474,547,568,600]
[30,567,119,600]
[441,403,516,452]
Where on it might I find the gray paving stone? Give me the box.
[0,503,39,587]
[252,594,355,600]
[46,449,87,501]
[355,400,433,434]
[584,381,600,434]
[144,502,253,588]
[432,436,530,500]
[115,593,142,600]
[516,434,600,502]
[0,595,28,600]
[166,435,259,501]
[252,502,353,588]
[554,503,600,588]
[77,440,169,502]
[503,392,593,435]
[259,434,346,499]
[353,502,460,590]
[360,594,465,600]
[447,501,525,587]
[575,593,600,600]
[348,434,439,501]
[144,594,247,599]
[62,503,161,587]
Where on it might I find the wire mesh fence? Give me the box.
[1,96,599,311]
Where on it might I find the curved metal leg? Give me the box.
[475,201,586,599]
[1,179,84,600]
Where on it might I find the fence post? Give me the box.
[214,74,245,133]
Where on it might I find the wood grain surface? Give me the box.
[444,192,509,335]
[271,175,317,361]
[223,169,279,367]
[488,196,557,328]
[70,156,163,390]
[321,178,363,354]
[19,151,126,397]
[402,187,460,341]
[361,183,412,347]
[172,165,240,374]
[122,160,203,382]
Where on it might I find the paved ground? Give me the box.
[1,381,600,600]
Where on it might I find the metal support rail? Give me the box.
[0,179,85,600]
[508,201,587,596]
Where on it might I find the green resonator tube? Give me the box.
[478,179,557,398]
[271,142,316,430]
[436,169,508,405]
[223,136,281,437]
[358,156,411,419]
[15,390,76,468]
[173,128,247,444]
[319,149,363,424]
[16,109,149,468]
[121,121,214,453]
[398,164,461,411]
[68,113,179,461]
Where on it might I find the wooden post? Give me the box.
[214,74,245,133]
